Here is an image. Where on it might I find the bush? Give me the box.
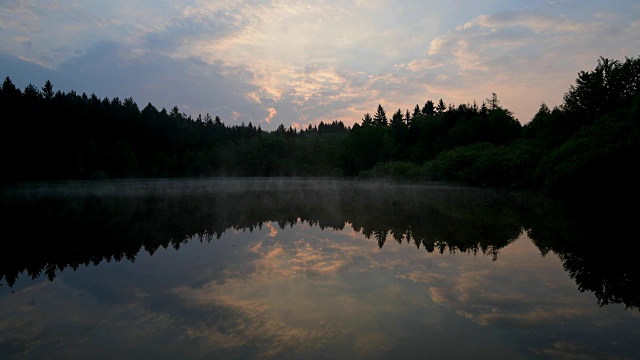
[359,161,427,180]
[425,142,544,188]
[534,108,640,199]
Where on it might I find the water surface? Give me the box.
[1,178,638,359]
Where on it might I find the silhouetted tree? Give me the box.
[42,80,54,100]
[422,100,435,116]
[373,104,388,126]
[413,104,422,118]
[486,92,499,110]
[362,113,373,125]
[391,108,404,126]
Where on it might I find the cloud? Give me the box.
[380,7,640,123]
[396,58,444,72]
[474,10,588,33]
[263,223,278,237]
[49,40,268,125]
[143,0,442,128]
[0,53,62,85]
[2,0,638,129]
[0,1,147,68]
[424,234,597,330]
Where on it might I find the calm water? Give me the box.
[1,179,638,359]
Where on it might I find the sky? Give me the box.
[1,1,638,130]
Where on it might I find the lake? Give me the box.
[1,178,638,359]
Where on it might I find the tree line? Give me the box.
[1,55,638,201]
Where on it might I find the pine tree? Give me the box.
[391,108,404,126]
[422,100,435,116]
[412,104,421,118]
[373,104,388,126]
[42,80,54,100]
[362,113,373,125]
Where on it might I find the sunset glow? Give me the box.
[1,1,638,130]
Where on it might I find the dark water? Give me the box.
[1,178,638,359]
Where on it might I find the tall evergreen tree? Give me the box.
[480,101,488,115]
[412,104,422,118]
[373,104,388,126]
[487,92,500,110]
[42,80,54,100]
[1,77,21,98]
[362,113,373,125]
[391,108,404,125]
[422,100,435,116]
[23,84,40,99]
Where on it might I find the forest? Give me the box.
[1,55,638,202]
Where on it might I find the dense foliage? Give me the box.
[1,55,638,201]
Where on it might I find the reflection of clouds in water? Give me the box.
[265,223,279,237]
[289,240,349,277]
[355,332,390,358]
[247,239,353,280]
[173,281,351,358]
[0,279,182,357]
[422,233,594,329]
[173,283,337,358]
[171,274,393,358]
[469,307,590,328]
[397,270,447,284]
[4,220,629,358]
[168,222,394,357]
[538,342,603,360]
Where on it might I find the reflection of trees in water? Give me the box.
[0,181,522,285]
[1,179,637,309]
[524,201,639,310]
[345,185,526,260]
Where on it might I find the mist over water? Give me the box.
[1,178,638,359]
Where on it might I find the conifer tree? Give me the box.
[373,104,388,126]
[391,108,404,125]
[422,100,435,116]
[42,80,54,100]
[412,104,422,118]
[362,113,373,125]
[487,93,499,110]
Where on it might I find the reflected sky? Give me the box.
[1,218,638,360]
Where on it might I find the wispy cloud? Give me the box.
[1,0,638,128]
[424,234,596,330]
[384,7,640,122]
